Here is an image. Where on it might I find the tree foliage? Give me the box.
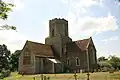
[108,55,120,69]
[98,61,112,68]
[0,44,11,72]
[98,56,108,62]
[0,0,16,30]
[98,55,120,71]
[0,24,16,30]
[0,1,14,20]
[10,50,21,71]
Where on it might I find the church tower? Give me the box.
[45,18,72,58]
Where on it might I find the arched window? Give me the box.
[76,57,80,66]
[23,52,31,65]
[62,48,64,53]
[52,29,54,37]
[67,58,70,65]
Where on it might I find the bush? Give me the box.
[102,67,109,72]
[0,73,4,79]
[109,67,115,73]
[0,70,11,79]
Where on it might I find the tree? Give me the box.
[108,55,120,69]
[10,50,21,71]
[97,56,113,72]
[0,1,14,20]
[98,61,112,68]
[0,0,16,30]
[98,56,108,62]
[0,44,11,72]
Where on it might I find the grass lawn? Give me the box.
[1,72,120,80]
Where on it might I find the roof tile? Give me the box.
[75,38,90,50]
[27,41,54,57]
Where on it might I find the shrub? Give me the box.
[0,73,4,79]
[102,67,109,72]
[0,70,11,78]
[109,67,115,73]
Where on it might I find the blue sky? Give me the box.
[0,0,120,58]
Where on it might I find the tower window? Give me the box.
[52,29,54,37]
[67,58,70,65]
[62,48,64,53]
[76,57,80,66]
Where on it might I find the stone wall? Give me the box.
[18,46,35,74]
[45,18,72,58]
[66,42,88,72]
[88,42,98,72]
[43,58,54,73]
[54,63,63,73]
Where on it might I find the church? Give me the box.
[18,18,97,74]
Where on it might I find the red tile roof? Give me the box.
[27,41,54,57]
[74,38,90,50]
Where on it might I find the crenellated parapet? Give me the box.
[49,18,68,24]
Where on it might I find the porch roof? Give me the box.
[47,58,61,63]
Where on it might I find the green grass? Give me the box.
[1,72,120,80]
[110,72,120,80]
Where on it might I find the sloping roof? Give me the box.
[27,41,54,57]
[74,38,90,50]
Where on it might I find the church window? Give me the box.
[67,58,70,65]
[62,48,64,53]
[23,52,31,65]
[52,29,54,37]
[76,57,80,66]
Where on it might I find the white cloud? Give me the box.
[0,30,28,53]
[61,0,102,7]
[63,0,103,18]
[80,14,118,34]
[109,36,119,41]
[101,39,108,43]
[61,0,118,40]
[102,36,119,43]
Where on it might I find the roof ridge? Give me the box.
[27,40,44,45]
[72,37,91,51]
[86,37,91,49]
[73,37,90,42]
[27,40,52,46]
